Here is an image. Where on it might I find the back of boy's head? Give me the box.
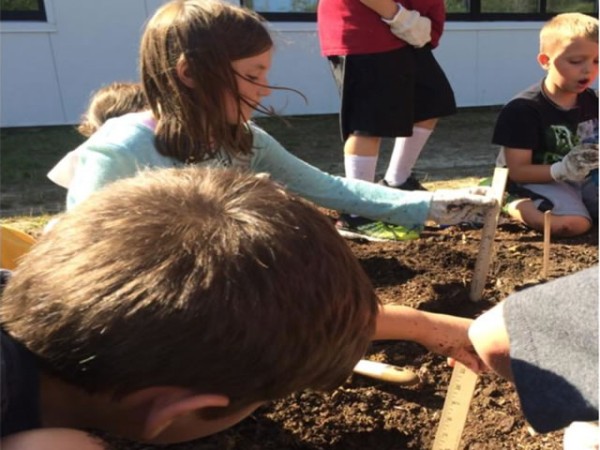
[540,12,599,53]
[0,167,379,417]
[78,81,148,137]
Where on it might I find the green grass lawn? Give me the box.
[1,125,83,185]
[1,125,84,219]
[1,108,499,233]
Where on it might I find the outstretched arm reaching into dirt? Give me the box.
[374,304,486,373]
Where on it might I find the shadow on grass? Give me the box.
[2,107,499,219]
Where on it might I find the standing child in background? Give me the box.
[65,0,493,238]
[493,12,599,237]
[2,166,484,448]
[47,81,148,189]
[317,0,457,240]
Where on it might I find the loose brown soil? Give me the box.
[104,220,597,450]
[5,109,598,449]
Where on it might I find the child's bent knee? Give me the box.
[551,216,591,237]
[507,200,592,237]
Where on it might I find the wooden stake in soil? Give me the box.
[469,167,509,302]
[431,169,507,449]
[431,362,478,450]
[353,359,420,386]
[542,210,551,278]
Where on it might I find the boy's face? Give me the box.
[540,36,599,94]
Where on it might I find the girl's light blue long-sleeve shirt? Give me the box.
[67,112,433,229]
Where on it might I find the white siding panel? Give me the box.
[476,29,541,105]
[2,14,597,127]
[0,33,63,127]
[265,27,340,116]
[434,30,480,107]
[144,0,168,16]
[49,1,148,124]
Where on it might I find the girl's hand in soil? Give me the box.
[374,305,487,373]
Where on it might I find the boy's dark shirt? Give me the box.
[492,80,598,165]
[505,266,599,433]
[1,329,42,437]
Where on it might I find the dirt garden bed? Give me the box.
[4,109,597,449]
[103,219,597,450]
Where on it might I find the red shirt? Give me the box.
[317,0,446,56]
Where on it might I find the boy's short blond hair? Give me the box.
[1,167,379,417]
[540,12,599,53]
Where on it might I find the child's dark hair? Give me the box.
[78,81,148,137]
[141,0,278,163]
[1,166,380,418]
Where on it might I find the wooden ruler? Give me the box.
[431,362,478,450]
[469,167,508,301]
[431,169,506,448]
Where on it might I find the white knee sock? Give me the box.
[344,154,378,182]
[384,126,433,186]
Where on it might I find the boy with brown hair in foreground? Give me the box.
[1,166,481,448]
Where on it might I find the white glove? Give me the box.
[550,143,599,182]
[427,187,496,225]
[382,3,431,48]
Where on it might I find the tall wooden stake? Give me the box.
[432,170,507,448]
[469,167,508,302]
[542,210,551,278]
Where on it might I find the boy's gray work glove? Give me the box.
[427,187,496,225]
[381,3,431,48]
[550,143,599,182]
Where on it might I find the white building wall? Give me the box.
[1,1,589,128]
[263,21,560,115]
[1,0,160,127]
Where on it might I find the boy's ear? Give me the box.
[537,52,551,69]
[176,58,195,88]
[122,387,229,441]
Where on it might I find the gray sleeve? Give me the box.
[503,266,599,433]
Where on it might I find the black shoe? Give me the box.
[379,175,428,191]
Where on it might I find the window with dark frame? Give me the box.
[0,0,46,21]
[242,0,598,22]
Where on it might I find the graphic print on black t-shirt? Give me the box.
[493,82,598,166]
[542,116,598,164]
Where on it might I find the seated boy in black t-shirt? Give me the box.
[492,12,598,237]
